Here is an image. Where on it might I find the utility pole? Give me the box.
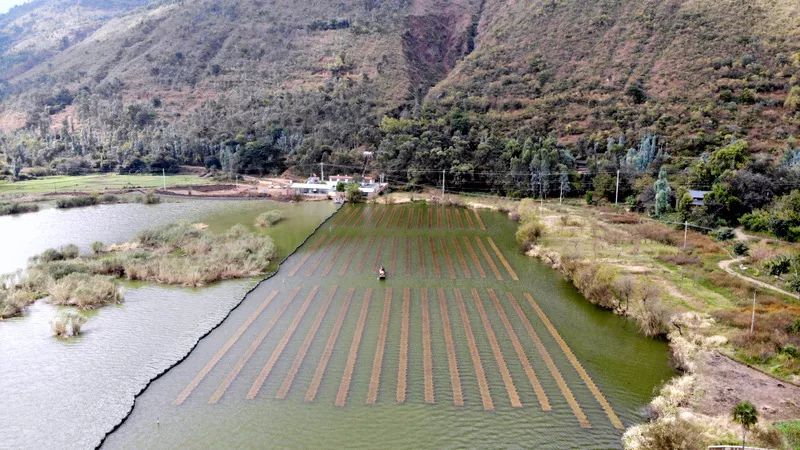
[750,291,757,334]
[559,176,564,205]
[162,168,166,190]
[320,162,324,182]
[441,169,446,199]
[614,169,620,206]
[683,221,688,249]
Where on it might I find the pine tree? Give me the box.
[654,167,671,216]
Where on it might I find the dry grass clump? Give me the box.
[602,213,641,224]
[49,273,122,309]
[633,222,679,246]
[255,209,284,228]
[658,252,701,266]
[51,311,87,338]
[515,199,545,250]
[120,223,276,286]
[0,286,36,318]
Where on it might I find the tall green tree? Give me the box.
[731,400,758,449]
[654,167,671,216]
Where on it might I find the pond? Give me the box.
[0,198,337,449]
[102,203,674,449]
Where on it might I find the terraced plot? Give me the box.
[104,203,674,449]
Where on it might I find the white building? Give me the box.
[290,174,387,198]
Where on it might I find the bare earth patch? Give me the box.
[695,352,800,421]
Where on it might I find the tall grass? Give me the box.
[0,202,39,215]
[49,273,122,309]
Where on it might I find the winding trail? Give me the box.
[718,257,800,300]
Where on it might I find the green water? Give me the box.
[103,203,673,449]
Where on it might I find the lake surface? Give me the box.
[103,203,674,449]
[0,199,337,449]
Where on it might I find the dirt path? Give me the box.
[695,352,800,421]
[718,258,800,300]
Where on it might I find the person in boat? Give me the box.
[378,266,386,279]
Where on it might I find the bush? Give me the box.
[515,218,544,250]
[56,196,97,209]
[139,191,161,204]
[91,241,105,254]
[764,255,791,276]
[788,273,800,294]
[345,183,362,203]
[255,209,284,228]
[714,227,735,241]
[51,311,87,338]
[0,202,39,215]
[787,319,800,334]
[38,248,65,263]
[99,194,119,203]
[733,241,750,256]
[49,273,122,309]
[60,244,79,259]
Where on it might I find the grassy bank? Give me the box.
[0,222,277,323]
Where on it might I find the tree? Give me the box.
[654,167,671,216]
[731,400,758,449]
[345,183,362,203]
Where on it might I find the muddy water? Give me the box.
[0,199,336,449]
[104,204,674,449]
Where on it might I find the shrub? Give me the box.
[788,273,800,294]
[51,310,87,338]
[345,183,362,203]
[0,202,39,215]
[56,196,98,209]
[515,218,544,250]
[91,241,105,254]
[764,255,791,276]
[255,209,284,228]
[99,194,119,203]
[38,248,65,263]
[733,241,749,256]
[49,273,122,309]
[787,319,800,334]
[714,227,735,241]
[60,244,79,259]
[140,191,161,204]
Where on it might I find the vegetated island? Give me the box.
[0,222,277,328]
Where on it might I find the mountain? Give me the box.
[0,0,798,173]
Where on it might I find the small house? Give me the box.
[688,190,709,207]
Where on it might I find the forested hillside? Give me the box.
[1,0,800,233]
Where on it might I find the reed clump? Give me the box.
[51,310,87,338]
[0,202,39,215]
[255,209,284,227]
[49,273,122,309]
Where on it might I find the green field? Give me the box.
[0,174,212,195]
